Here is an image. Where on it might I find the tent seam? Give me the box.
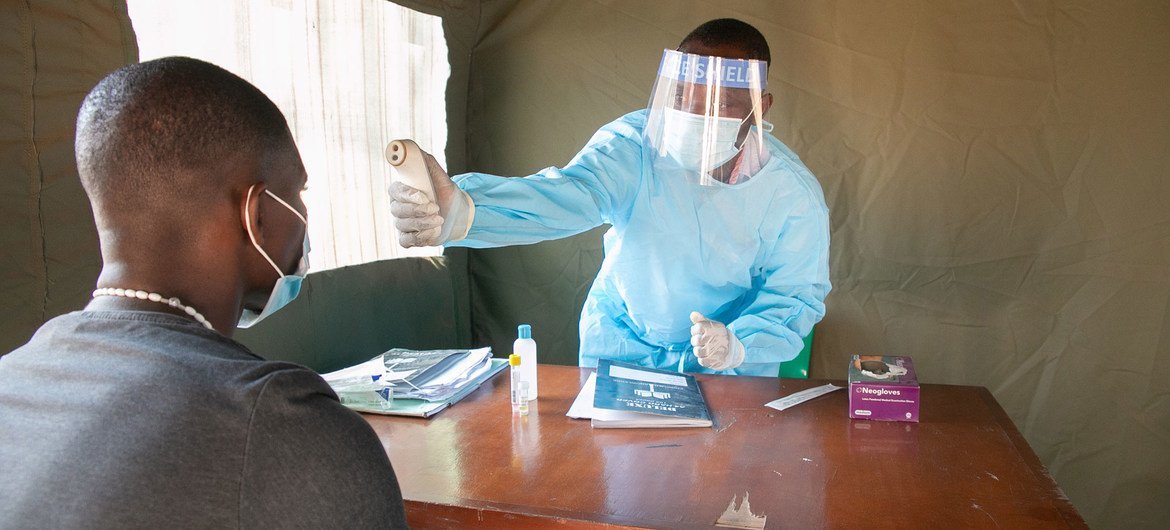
[22,0,48,323]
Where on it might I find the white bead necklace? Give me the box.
[92,287,214,330]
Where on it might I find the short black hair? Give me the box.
[678,18,771,66]
[76,56,292,210]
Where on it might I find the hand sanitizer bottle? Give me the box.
[515,324,538,400]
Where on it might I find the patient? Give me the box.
[0,57,408,528]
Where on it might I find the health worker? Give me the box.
[389,19,831,376]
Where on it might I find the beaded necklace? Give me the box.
[92,287,214,330]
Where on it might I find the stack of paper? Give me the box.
[322,347,506,417]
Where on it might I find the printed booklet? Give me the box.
[568,359,712,428]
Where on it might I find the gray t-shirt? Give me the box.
[0,310,408,528]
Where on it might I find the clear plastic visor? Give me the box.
[644,49,769,186]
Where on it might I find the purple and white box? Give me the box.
[848,355,920,422]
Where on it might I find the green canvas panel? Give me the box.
[0,0,137,355]
[2,1,1169,527]
[464,229,605,365]
[234,256,469,374]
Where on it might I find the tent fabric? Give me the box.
[1,0,1167,527]
[455,1,1170,527]
[0,1,137,355]
[235,256,469,373]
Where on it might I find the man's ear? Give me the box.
[761,92,774,117]
[241,182,268,247]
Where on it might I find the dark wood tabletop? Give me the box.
[361,364,1085,529]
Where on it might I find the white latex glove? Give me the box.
[387,151,474,247]
[690,311,745,371]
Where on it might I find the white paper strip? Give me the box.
[765,384,842,411]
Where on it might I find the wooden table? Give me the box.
[361,365,1085,529]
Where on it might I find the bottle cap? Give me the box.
[508,353,521,366]
[517,324,531,339]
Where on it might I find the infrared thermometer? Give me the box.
[385,139,436,203]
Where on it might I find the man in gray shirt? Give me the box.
[0,57,408,528]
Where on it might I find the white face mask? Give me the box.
[238,186,309,329]
[660,108,749,172]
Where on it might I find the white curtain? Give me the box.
[128,0,449,270]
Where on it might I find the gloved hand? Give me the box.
[690,311,745,371]
[387,151,474,247]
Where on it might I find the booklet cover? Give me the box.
[589,359,712,428]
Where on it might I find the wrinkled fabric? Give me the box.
[0,311,408,528]
[450,110,830,376]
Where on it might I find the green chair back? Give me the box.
[777,328,813,379]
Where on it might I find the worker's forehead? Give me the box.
[677,41,754,61]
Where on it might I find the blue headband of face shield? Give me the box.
[656,50,768,90]
[238,185,309,328]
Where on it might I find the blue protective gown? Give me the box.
[449,110,830,376]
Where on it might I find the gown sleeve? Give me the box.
[449,113,646,248]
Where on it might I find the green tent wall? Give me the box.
[1,1,1168,527]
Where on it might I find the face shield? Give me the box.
[644,49,770,186]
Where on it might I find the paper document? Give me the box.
[322,347,493,402]
[566,372,598,419]
[340,359,507,418]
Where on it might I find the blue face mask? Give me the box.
[238,185,309,329]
